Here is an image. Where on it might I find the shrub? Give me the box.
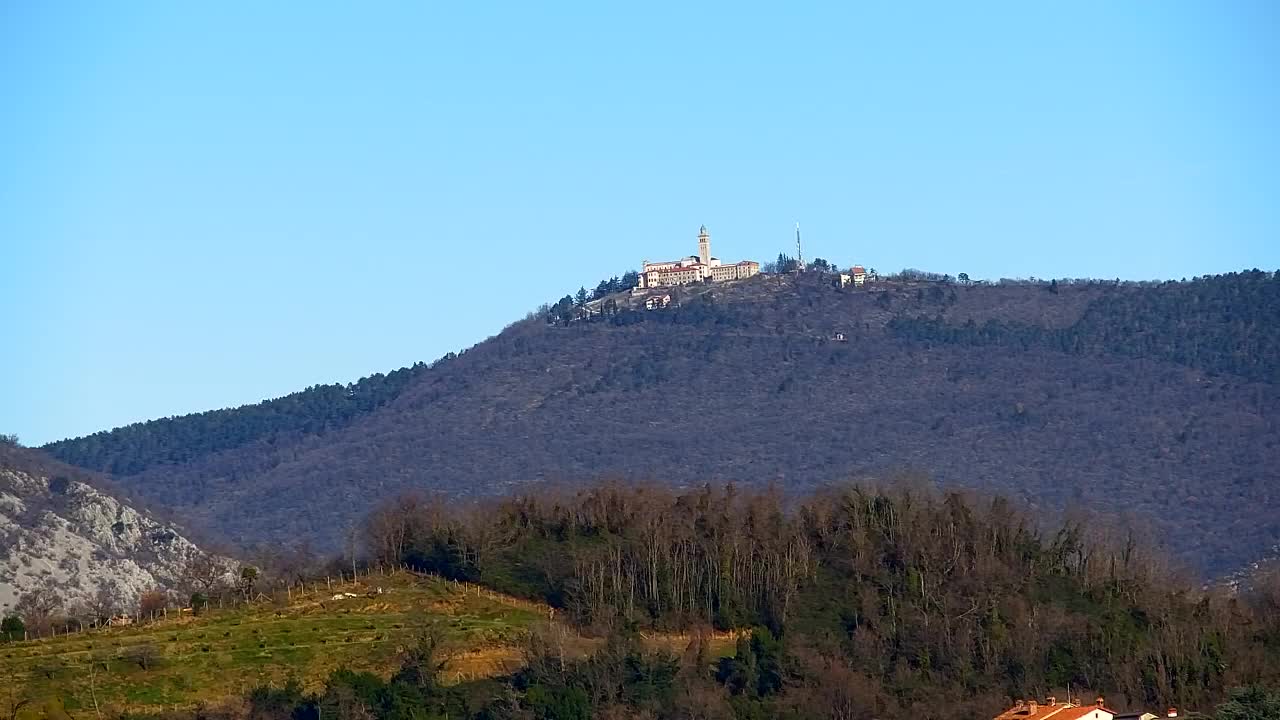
[0,615,24,642]
[121,644,160,670]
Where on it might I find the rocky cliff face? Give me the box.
[0,447,220,615]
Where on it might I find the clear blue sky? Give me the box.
[2,1,1277,446]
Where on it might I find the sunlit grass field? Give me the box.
[0,571,544,717]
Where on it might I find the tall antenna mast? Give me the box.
[795,222,803,271]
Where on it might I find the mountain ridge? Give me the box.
[39,270,1280,576]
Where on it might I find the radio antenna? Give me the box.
[795,222,803,271]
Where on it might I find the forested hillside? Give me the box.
[348,481,1280,718]
[889,270,1280,382]
[60,481,1280,720]
[43,364,429,475]
[41,271,1280,575]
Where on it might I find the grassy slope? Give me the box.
[1,571,542,717]
[2,571,740,717]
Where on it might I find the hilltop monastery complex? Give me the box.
[635,226,760,288]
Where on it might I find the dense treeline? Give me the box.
[112,480,1280,720]
[42,363,432,475]
[889,270,1280,382]
[364,484,810,632]
[356,481,1280,716]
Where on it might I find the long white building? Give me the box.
[637,226,760,288]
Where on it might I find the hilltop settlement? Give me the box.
[550,224,874,320]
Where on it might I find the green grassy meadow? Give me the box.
[1,572,544,717]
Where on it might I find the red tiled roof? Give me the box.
[994,703,1114,720]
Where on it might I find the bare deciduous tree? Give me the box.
[182,554,232,595]
[89,581,122,625]
[14,587,62,636]
[137,590,167,620]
